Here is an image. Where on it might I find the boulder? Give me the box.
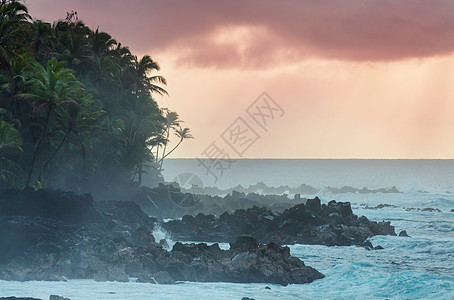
[49,296,70,300]
[399,230,410,237]
[422,207,442,213]
[152,271,175,284]
[0,298,42,300]
[137,271,175,284]
[167,236,323,285]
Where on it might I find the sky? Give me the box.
[26,0,454,158]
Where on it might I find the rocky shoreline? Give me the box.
[0,189,323,285]
[0,188,399,287]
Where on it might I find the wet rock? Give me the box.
[0,298,42,300]
[137,271,175,284]
[362,240,373,249]
[399,230,410,237]
[422,207,442,213]
[49,296,70,300]
[136,273,158,283]
[327,186,401,194]
[363,203,399,210]
[152,271,175,284]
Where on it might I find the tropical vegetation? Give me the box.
[0,1,191,192]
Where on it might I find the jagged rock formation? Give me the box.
[163,197,396,246]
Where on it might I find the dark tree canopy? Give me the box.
[0,0,191,194]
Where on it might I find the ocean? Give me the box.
[1,159,453,299]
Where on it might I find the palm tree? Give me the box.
[36,93,104,179]
[136,55,168,96]
[30,20,55,63]
[88,29,119,86]
[18,57,84,186]
[0,0,30,73]
[53,13,93,73]
[53,29,93,72]
[156,109,179,166]
[90,28,117,56]
[158,126,193,170]
[122,55,168,97]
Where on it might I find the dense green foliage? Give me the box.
[0,1,191,192]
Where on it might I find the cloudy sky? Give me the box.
[27,0,454,158]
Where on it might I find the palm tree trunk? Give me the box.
[36,128,71,181]
[158,138,183,167]
[132,165,139,181]
[159,127,171,170]
[138,163,143,186]
[26,104,53,187]
[155,145,160,163]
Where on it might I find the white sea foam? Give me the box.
[151,225,175,250]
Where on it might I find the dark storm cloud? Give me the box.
[29,0,454,68]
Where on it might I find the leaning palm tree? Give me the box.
[18,57,84,186]
[157,109,179,166]
[158,126,193,169]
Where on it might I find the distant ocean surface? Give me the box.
[160,158,454,193]
[1,159,453,299]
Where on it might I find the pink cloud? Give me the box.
[27,0,454,68]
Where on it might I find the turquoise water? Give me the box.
[1,160,453,299]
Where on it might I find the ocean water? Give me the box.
[1,159,453,299]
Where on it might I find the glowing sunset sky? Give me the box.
[28,0,454,158]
